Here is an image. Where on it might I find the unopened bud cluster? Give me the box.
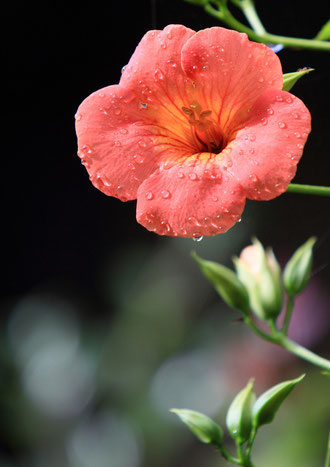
[193,237,316,322]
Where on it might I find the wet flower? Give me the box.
[75,25,311,238]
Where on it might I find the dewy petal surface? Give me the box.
[76,25,197,201]
[181,27,283,136]
[136,160,245,237]
[227,89,311,200]
[75,24,312,238]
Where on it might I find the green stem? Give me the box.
[246,426,257,458]
[217,445,241,465]
[204,4,330,51]
[278,335,330,371]
[244,317,330,371]
[238,0,267,35]
[281,296,295,335]
[324,431,330,467]
[286,184,330,197]
[244,317,279,344]
[237,442,256,467]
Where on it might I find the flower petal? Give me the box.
[120,25,199,144]
[181,27,283,136]
[227,89,311,200]
[76,25,199,201]
[136,160,245,237]
[76,85,161,200]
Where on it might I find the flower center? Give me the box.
[182,102,224,154]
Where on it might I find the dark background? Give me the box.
[2,1,330,466]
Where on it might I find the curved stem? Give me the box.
[238,0,267,35]
[278,335,330,371]
[286,184,330,197]
[244,317,330,371]
[281,296,295,335]
[216,445,241,465]
[204,4,330,51]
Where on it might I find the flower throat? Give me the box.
[182,102,225,154]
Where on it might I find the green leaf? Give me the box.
[283,237,317,298]
[252,375,305,428]
[171,409,223,446]
[314,19,330,41]
[192,252,250,314]
[226,379,256,442]
[282,68,314,92]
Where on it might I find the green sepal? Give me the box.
[226,379,256,443]
[282,68,313,92]
[283,237,317,298]
[314,19,330,41]
[252,374,305,428]
[170,409,223,446]
[192,252,250,314]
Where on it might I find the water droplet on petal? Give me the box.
[75,113,82,121]
[278,122,286,129]
[133,154,145,164]
[145,191,153,200]
[161,190,171,199]
[292,112,299,119]
[249,134,256,142]
[98,92,105,98]
[267,108,274,115]
[249,173,258,183]
[114,141,121,147]
[177,172,185,179]
[275,95,283,102]
[258,76,264,83]
[154,69,164,80]
[189,173,197,181]
[261,117,268,126]
[192,235,203,242]
[114,108,121,116]
[139,103,148,109]
[238,218,242,223]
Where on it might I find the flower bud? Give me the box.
[226,379,256,443]
[192,252,250,314]
[252,374,305,428]
[170,409,223,446]
[234,239,283,320]
[282,68,313,92]
[283,237,316,298]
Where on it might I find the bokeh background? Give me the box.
[3,1,330,466]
